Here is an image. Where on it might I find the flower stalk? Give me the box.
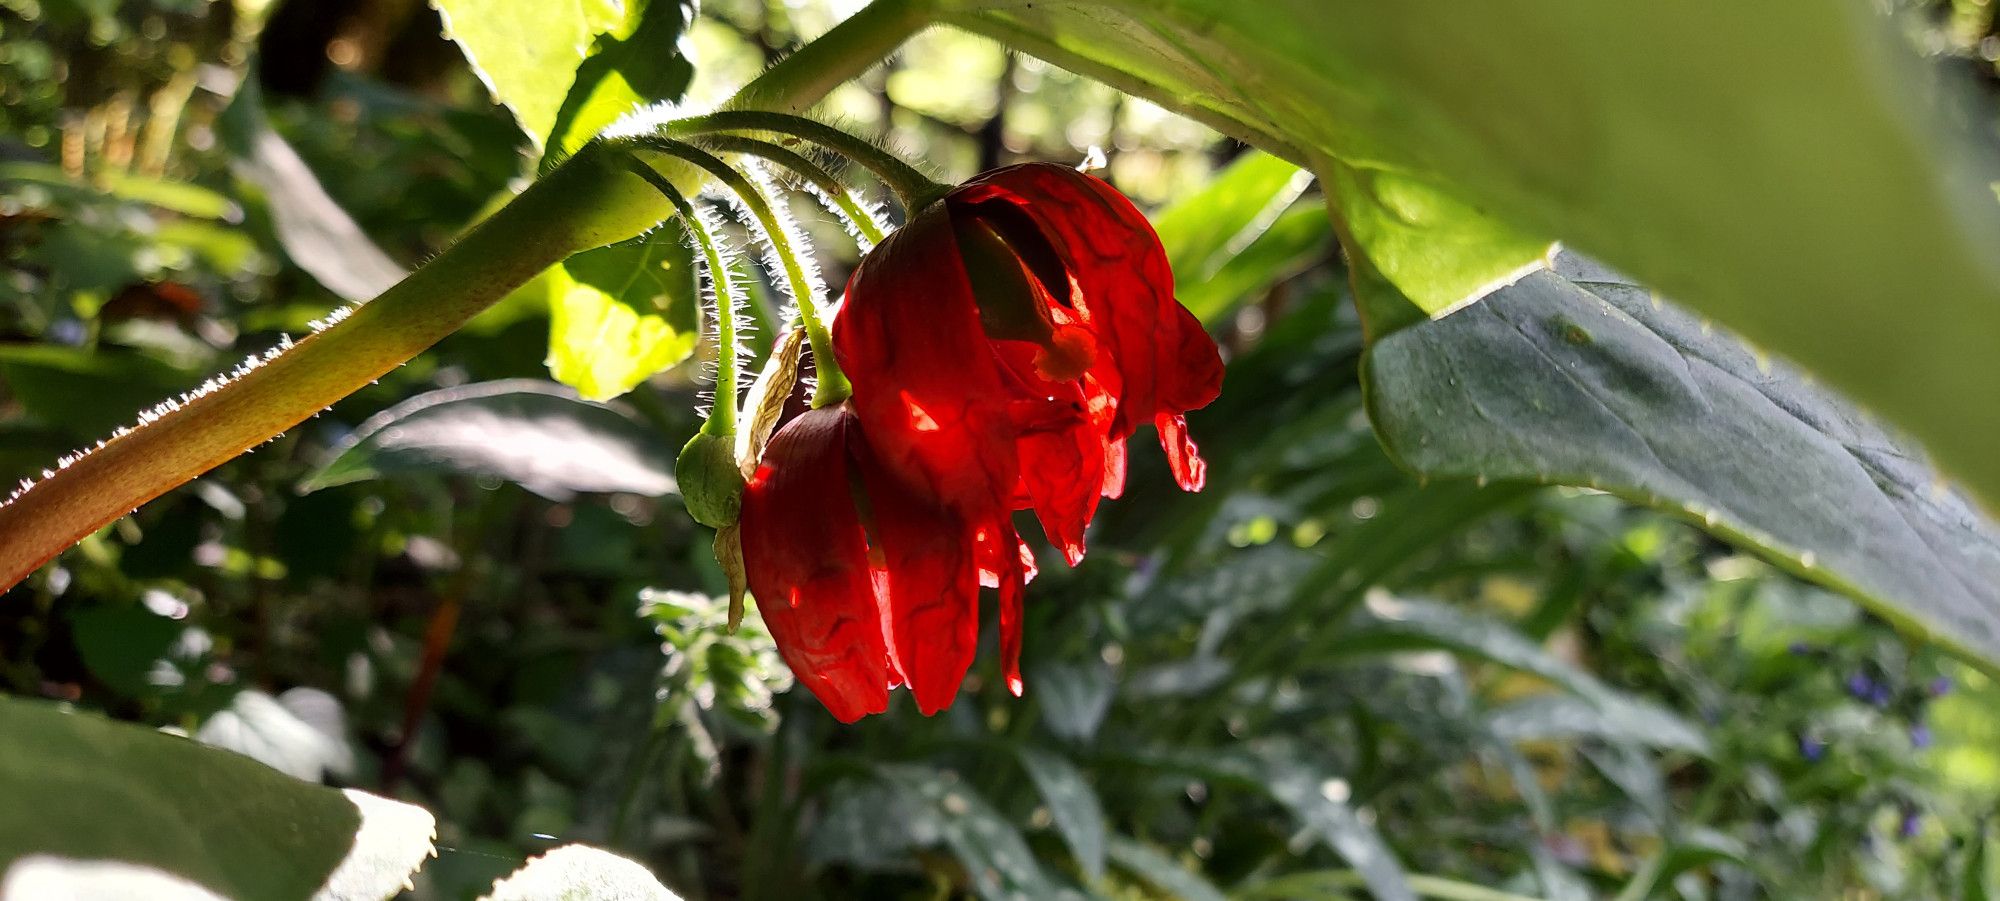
[629,136,852,409]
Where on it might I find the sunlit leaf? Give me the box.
[0,162,240,221]
[432,0,624,152]
[546,0,697,155]
[303,379,676,501]
[546,229,702,402]
[1149,150,1329,323]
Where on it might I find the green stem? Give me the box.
[665,110,950,212]
[631,136,850,408]
[697,133,888,247]
[626,160,742,436]
[0,0,930,591]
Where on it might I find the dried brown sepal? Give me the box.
[716,522,749,632]
[735,327,805,478]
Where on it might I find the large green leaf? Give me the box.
[546,229,703,401]
[1365,258,2000,667]
[947,0,2000,523]
[0,695,432,901]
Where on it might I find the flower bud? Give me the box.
[676,431,744,528]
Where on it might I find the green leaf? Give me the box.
[1016,749,1107,882]
[432,0,624,152]
[303,379,676,501]
[217,75,405,302]
[480,844,684,901]
[1178,206,1332,326]
[1149,151,1329,323]
[1259,765,1413,901]
[547,229,702,402]
[1324,595,1708,756]
[0,695,432,900]
[1103,836,1224,901]
[1318,155,1552,334]
[948,0,2000,533]
[1968,821,1993,901]
[876,765,1076,901]
[1488,694,1707,754]
[546,0,697,155]
[1365,258,2000,668]
[68,604,183,698]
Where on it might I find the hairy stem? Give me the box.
[0,0,932,591]
[697,133,888,247]
[631,137,851,408]
[627,161,744,436]
[664,110,951,211]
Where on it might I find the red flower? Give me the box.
[740,164,1221,722]
[740,404,1029,722]
[834,163,1223,562]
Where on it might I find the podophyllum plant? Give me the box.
[6,0,2000,895]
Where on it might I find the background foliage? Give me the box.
[4,0,2000,898]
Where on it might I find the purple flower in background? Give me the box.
[1847,672,1874,700]
[1910,724,1932,749]
[1799,734,1826,761]
[1787,640,1814,656]
[1869,684,1893,707]
[1929,676,1953,697]
[1901,811,1923,839]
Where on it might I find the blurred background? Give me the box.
[4,0,2000,898]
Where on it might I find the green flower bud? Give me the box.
[676,431,744,528]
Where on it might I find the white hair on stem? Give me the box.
[686,201,757,418]
[799,179,888,253]
[713,163,830,395]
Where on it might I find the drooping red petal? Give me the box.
[852,435,983,716]
[969,515,1028,698]
[986,340,1114,564]
[1156,411,1206,491]
[739,407,889,723]
[833,203,1018,516]
[1101,435,1128,500]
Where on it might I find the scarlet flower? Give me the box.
[741,163,1222,721]
[739,404,1032,722]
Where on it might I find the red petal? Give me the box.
[739,407,889,723]
[1156,411,1206,491]
[973,516,1028,698]
[954,163,1219,438]
[833,204,1018,515]
[1102,436,1128,500]
[853,439,982,716]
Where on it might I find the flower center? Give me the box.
[953,214,1094,383]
